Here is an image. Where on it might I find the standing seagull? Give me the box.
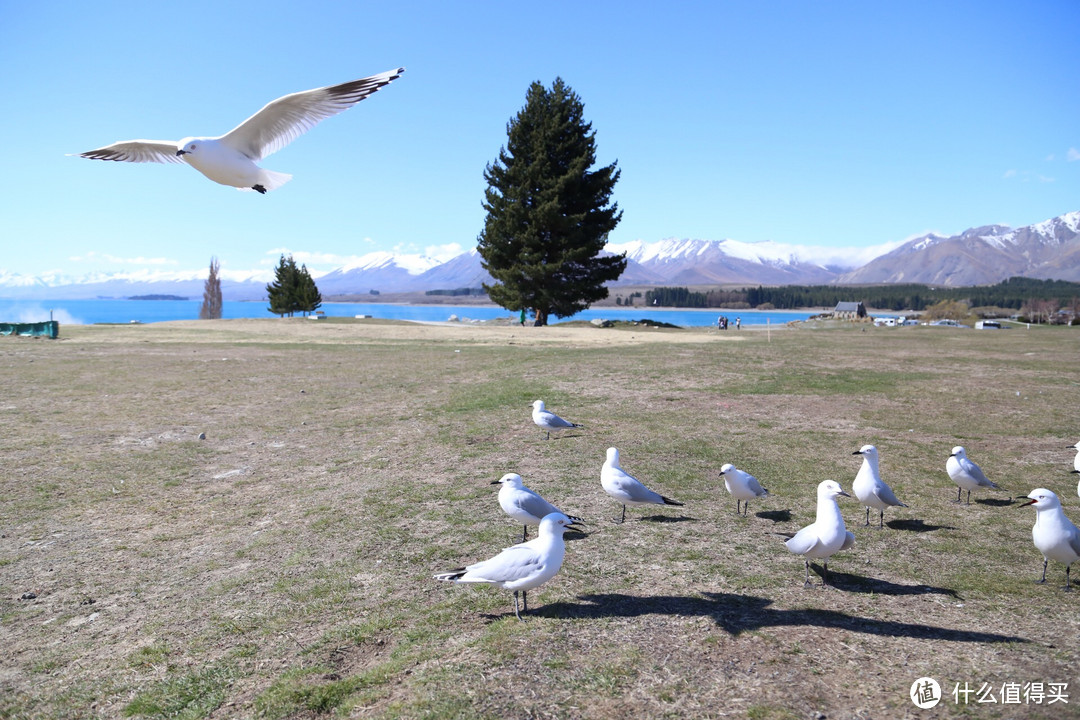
[852,444,908,528]
[75,68,404,193]
[719,463,769,516]
[781,480,855,587]
[601,447,683,524]
[434,512,582,620]
[1021,488,1080,591]
[946,446,1001,504]
[531,400,583,440]
[492,472,584,542]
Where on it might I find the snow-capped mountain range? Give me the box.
[3,212,1078,301]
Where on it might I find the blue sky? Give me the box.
[2,0,1077,282]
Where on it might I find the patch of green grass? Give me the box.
[127,641,171,670]
[123,663,236,719]
[254,661,400,719]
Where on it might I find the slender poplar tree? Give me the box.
[199,257,223,319]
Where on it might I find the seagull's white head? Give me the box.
[532,400,545,411]
[491,472,524,489]
[950,446,966,459]
[853,444,877,459]
[605,447,620,466]
[538,512,582,535]
[1022,488,1061,511]
[176,138,200,157]
[719,463,735,476]
[818,479,850,500]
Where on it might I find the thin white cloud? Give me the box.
[68,251,177,266]
[1003,169,1054,183]
[1068,147,1080,162]
[424,243,465,262]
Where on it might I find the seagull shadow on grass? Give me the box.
[885,518,957,532]
[975,497,1016,507]
[541,592,1023,644]
[638,514,695,523]
[755,509,792,523]
[808,565,961,598]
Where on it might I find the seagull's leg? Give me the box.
[513,591,522,621]
[1036,559,1048,584]
[822,561,829,588]
[546,430,551,440]
[522,590,528,615]
[803,559,812,587]
[743,501,750,517]
[521,525,528,543]
[966,490,971,505]
[879,509,885,529]
[953,487,962,504]
[1065,566,1073,592]
[864,506,870,526]
[735,499,741,515]
[613,504,626,524]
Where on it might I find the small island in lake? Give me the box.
[128,295,188,301]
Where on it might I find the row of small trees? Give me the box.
[199,254,323,319]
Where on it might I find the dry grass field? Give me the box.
[2,317,1079,719]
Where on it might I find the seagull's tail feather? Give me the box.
[775,532,796,541]
[661,496,684,506]
[566,514,585,524]
[239,169,292,192]
[433,568,467,582]
[572,422,585,429]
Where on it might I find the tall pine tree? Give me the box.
[266,254,322,317]
[478,78,625,326]
[295,263,322,316]
[266,254,300,317]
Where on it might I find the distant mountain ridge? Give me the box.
[2,212,1077,300]
[838,212,1080,285]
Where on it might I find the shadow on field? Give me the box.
[638,514,695,523]
[974,497,1016,507]
[755,509,792,523]
[811,566,960,597]
[884,518,957,532]
[544,593,1025,644]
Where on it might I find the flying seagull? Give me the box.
[75,67,404,193]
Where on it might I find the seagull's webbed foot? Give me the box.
[252,184,267,194]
